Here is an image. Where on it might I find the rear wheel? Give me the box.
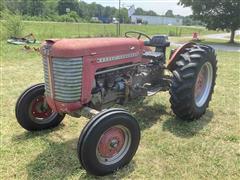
[77,109,140,176]
[169,44,217,120]
[15,83,65,131]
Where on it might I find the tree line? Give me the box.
[0,0,160,23]
[0,0,200,26]
[1,0,238,42]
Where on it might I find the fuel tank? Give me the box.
[44,38,144,57]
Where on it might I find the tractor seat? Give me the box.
[142,51,164,61]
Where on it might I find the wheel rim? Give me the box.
[96,125,131,165]
[194,62,213,107]
[29,95,56,124]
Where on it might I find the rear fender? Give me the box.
[167,42,196,71]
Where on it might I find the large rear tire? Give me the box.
[77,108,140,176]
[169,44,217,120]
[15,83,65,131]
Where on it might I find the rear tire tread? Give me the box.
[169,45,217,120]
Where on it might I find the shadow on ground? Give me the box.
[16,98,163,179]
[162,110,214,138]
[125,97,169,131]
[15,98,213,179]
[26,137,135,179]
[12,123,66,141]
[126,98,213,138]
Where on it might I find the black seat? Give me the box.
[144,35,170,48]
[150,35,170,47]
[142,51,164,61]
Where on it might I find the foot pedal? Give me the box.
[147,86,163,96]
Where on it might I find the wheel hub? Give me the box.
[195,71,205,97]
[31,96,52,118]
[110,139,119,148]
[96,125,131,165]
[98,127,125,158]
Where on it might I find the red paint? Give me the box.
[195,69,205,97]
[97,127,125,158]
[31,96,52,118]
[192,32,199,40]
[45,96,82,113]
[42,38,151,113]
[46,38,143,58]
[167,42,195,71]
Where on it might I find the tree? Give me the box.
[165,10,174,17]
[3,0,46,16]
[28,0,45,16]
[42,1,58,17]
[79,1,89,18]
[2,10,24,38]
[3,0,20,13]
[134,8,158,16]
[117,8,131,23]
[179,0,240,43]
[147,10,158,16]
[0,0,6,13]
[57,0,79,15]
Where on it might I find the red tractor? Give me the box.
[15,31,217,176]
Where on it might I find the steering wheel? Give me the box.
[125,31,151,40]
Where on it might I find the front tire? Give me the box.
[77,109,140,176]
[169,44,217,120]
[15,83,65,131]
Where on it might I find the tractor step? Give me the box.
[142,51,164,61]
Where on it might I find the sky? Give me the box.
[83,0,192,16]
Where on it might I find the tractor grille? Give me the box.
[43,57,83,102]
[43,59,51,96]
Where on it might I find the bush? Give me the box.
[52,11,82,23]
[57,15,75,22]
[1,10,24,39]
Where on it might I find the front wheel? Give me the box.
[15,83,65,131]
[169,44,217,120]
[77,108,140,176]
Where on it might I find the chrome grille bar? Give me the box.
[43,57,83,102]
[43,58,51,95]
[52,57,83,102]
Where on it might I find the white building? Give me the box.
[131,15,183,25]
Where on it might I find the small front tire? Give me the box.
[15,83,65,131]
[77,109,140,176]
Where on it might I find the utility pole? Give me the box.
[118,0,121,36]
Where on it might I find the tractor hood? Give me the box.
[43,38,143,58]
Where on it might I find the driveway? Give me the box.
[205,33,230,40]
[171,42,240,52]
[171,30,240,52]
[205,30,240,40]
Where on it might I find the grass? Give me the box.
[1,39,240,179]
[224,35,240,42]
[236,35,240,41]
[1,21,218,40]
[0,20,240,179]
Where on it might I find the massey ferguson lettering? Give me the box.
[97,53,139,63]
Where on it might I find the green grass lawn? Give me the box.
[1,40,239,179]
[234,35,240,42]
[1,21,218,40]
